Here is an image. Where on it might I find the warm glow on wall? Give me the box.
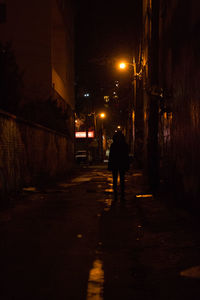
[52,68,67,100]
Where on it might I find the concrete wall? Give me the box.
[0,109,74,203]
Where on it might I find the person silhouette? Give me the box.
[108,131,129,199]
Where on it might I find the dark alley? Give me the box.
[1,1,200,299]
[1,165,200,299]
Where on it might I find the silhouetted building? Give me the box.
[0,0,74,116]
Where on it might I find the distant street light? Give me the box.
[100,112,105,119]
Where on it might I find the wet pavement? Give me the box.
[0,164,200,299]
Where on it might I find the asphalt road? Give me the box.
[0,165,200,300]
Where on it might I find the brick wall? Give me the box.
[0,109,74,203]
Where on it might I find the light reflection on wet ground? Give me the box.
[103,198,112,211]
[136,194,153,198]
[57,182,76,188]
[132,172,143,176]
[3,167,200,299]
[104,189,113,194]
[86,259,104,300]
[72,176,91,183]
[180,265,200,279]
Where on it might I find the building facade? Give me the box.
[0,0,74,116]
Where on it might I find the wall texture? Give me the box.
[158,0,200,207]
[0,110,73,204]
[140,0,200,207]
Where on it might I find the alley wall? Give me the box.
[158,0,200,207]
[140,0,200,208]
[0,109,73,205]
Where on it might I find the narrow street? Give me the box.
[0,165,200,300]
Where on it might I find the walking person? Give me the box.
[108,131,129,199]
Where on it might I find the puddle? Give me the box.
[22,187,37,192]
[136,225,144,240]
[107,177,113,182]
[104,189,113,194]
[97,199,105,203]
[91,178,106,182]
[180,265,200,279]
[71,176,91,183]
[136,194,153,198]
[104,198,112,207]
[57,183,76,188]
[103,198,112,211]
[86,259,104,300]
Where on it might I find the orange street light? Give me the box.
[119,62,126,69]
[118,61,135,70]
[100,112,106,118]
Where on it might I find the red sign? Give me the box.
[75,131,94,138]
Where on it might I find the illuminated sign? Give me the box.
[75,131,94,138]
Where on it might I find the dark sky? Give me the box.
[74,0,141,88]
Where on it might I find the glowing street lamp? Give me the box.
[100,112,106,119]
[118,60,135,70]
[119,62,126,69]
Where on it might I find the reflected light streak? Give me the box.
[86,259,104,300]
[105,198,112,207]
[104,198,112,211]
[180,265,200,279]
[136,194,153,198]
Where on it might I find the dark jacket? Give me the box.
[108,133,129,171]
